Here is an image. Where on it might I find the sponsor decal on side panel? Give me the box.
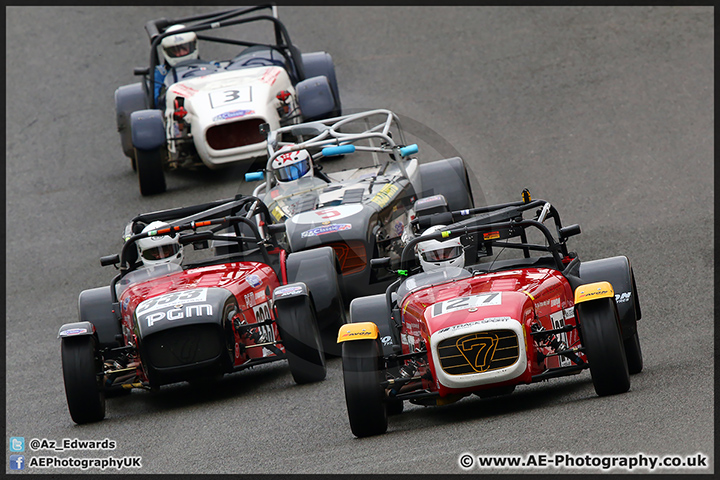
[246,274,263,288]
[370,184,400,208]
[301,224,352,237]
[615,292,632,303]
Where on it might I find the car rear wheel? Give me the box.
[418,156,474,211]
[274,296,326,384]
[136,147,166,196]
[61,336,105,424]
[342,338,388,437]
[577,298,630,396]
[624,331,643,374]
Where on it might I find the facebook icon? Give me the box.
[10,455,25,470]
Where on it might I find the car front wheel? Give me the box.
[61,335,106,424]
[274,296,326,384]
[342,338,388,437]
[577,298,630,396]
[135,147,166,196]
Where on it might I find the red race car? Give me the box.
[58,195,344,424]
[338,190,642,437]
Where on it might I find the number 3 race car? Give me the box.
[338,190,643,437]
[114,5,342,195]
[57,195,345,424]
[244,109,475,309]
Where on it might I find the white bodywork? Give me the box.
[164,66,297,169]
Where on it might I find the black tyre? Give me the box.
[286,247,346,356]
[349,294,397,357]
[135,147,166,196]
[418,156,474,211]
[342,339,388,437]
[386,398,404,415]
[275,296,326,384]
[577,298,630,396]
[624,331,644,374]
[61,336,105,424]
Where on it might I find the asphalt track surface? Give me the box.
[5,6,714,476]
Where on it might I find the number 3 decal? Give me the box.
[209,86,251,108]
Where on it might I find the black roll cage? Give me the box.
[107,195,281,304]
[401,198,576,272]
[142,4,305,108]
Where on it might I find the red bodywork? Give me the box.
[399,268,583,397]
[119,261,282,381]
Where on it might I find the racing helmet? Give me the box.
[161,25,199,67]
[272,148,313,182]
[136,221,183,267]
[416,225,465,272]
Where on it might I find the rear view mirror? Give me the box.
[100,254,120,267]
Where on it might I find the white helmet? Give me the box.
[136,221,183,267]
[416,225,465,272]
[161,25,198,67]
[271,148,313,182]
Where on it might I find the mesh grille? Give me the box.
[144,325,223,369]
[206,119,265,150]
[437,329,519,375]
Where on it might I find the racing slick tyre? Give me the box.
[418,156,474,211]
[135,147,166,196]
[286,247,346,357]
[577,298,630,396]
[275,296,327,384]
[61,335,105,424]
[624,331,644,375]
[342,338,388,437]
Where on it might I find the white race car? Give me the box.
[115,5,341,195]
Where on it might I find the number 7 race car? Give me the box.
[114,5,341,195]
[338,190,643,437]
[57,195,345,424]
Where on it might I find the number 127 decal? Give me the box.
[431,293,502,318]
[209,86,252,109]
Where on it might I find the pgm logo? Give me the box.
[10,455,25,470]
[146,304,213,327]
[615,292,632,303]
